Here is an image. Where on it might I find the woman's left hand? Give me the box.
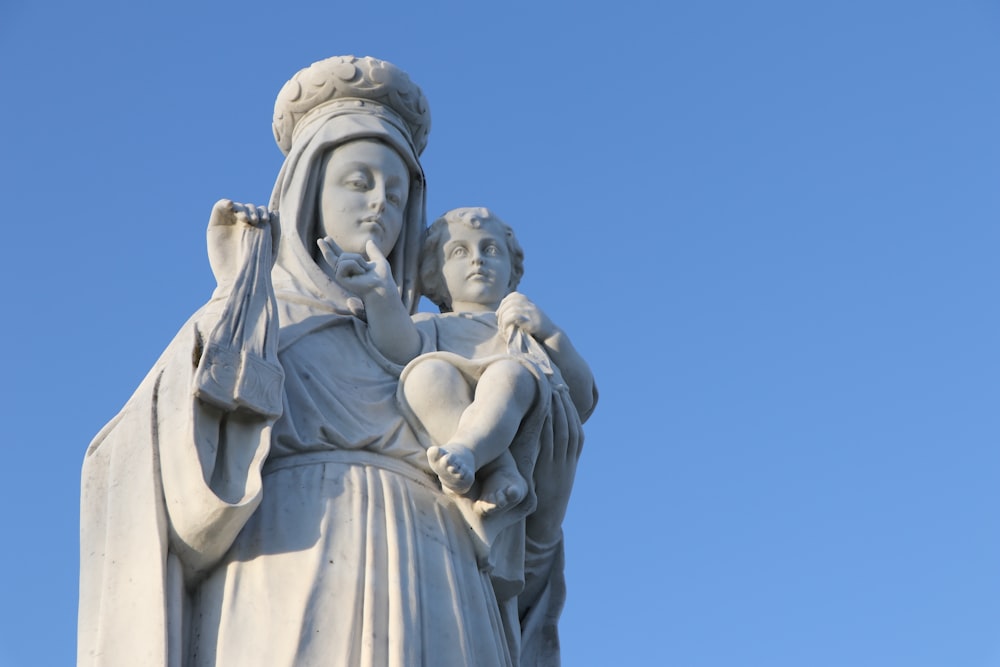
[525,395,583,546]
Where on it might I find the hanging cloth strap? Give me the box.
[193,224,284,419]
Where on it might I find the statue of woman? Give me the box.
[79,56,590,667]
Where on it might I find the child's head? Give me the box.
[420,207,525,313]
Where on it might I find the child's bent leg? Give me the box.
[447,358,536,472]
[402,358,479,493]
[402,358,473,445]
[406,357,537,497]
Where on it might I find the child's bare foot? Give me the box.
[474,469,528,516]
[427,444,475,494]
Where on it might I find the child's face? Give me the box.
[439,221,513,310]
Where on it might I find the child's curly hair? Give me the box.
[419,207,525,313]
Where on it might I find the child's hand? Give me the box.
[318,238,395,298]
[497,292,557,340]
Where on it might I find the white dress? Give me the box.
[188,316,513,666]
[79,108,569,667]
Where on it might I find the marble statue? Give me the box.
[79,56,597,667]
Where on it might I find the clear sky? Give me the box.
[1,1,998,665]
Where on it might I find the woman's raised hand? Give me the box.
[206,199,277,289]
[318,238,395,298]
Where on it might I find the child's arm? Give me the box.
[318,239,421,365]
[497,292,597,421]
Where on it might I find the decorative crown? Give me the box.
[272,55,431,156]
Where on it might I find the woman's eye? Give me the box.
[387,193,401,206]
[450,247,467,258]
[344,175,369,189]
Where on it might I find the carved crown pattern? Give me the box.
[272,55,431,156]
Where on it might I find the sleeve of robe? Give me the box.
[516,370,592,667]
[78,303,276,667]
[517,536,567,666]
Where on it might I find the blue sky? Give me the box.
[1,1,998,665]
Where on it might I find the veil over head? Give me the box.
[269,102,427,321]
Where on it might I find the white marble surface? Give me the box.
[79,57,593,667]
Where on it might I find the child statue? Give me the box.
[324,207,595,515]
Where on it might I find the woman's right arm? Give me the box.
[318,238,422,365]
[163,199,281,579]
[157,313,273,580]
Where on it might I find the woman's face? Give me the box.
[317,139,410,256]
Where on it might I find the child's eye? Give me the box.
[450,247,468,258]
[484,244,500,256]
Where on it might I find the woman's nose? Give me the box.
[368,185,387,212]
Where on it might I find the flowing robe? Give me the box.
[397,311,583,595]
[79,103,573,667]
[80,298,570,666]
